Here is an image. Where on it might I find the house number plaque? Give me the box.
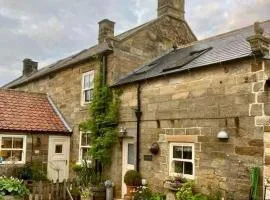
[144,155,153,161]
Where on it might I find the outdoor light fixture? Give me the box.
[118,127,127,142]
[142,179,147,186]
[217,130,229,141]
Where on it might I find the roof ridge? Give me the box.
[176,20,270,50]
[0,89,46,96]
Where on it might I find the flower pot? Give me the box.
[72,194,81,200]
[126,185,137,195]
[90,186,106,200]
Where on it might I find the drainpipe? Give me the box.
[135,84,142,172]
[102,54,107,86]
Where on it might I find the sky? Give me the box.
[0,0,270,87]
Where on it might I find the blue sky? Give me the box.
[0,0,270,86]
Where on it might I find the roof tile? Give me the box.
[0,89,71,134]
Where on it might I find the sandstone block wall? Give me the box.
[118,58,268,199]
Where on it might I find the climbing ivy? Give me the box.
[80,71,120,169]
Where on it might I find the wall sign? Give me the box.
[144,155,153,161]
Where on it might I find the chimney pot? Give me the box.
[98,19,115,44]
[23,58,38,76]
[157,0,185,20]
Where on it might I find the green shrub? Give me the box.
[176,181,208,200]
[73,160,101,187]
[133,186,165,200]
[0,176,29,197]
[15,163,47,181]
[124,170,141,186]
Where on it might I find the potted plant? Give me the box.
[0,176,29,200]
[72,161,105,200]
[124,170,141,197]
[70,186,81,200]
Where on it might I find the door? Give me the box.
[47,136,70,182]
[122,138,135,198]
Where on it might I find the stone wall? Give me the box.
[16,61,98,167]
[118,58,267,199]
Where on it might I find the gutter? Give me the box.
[47,95,73,133]
[135,83,142,172]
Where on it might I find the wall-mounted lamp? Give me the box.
[217,130,229,141]
[118,127,127,142]
[142,179,147,186]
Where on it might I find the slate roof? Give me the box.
[3,18,162,89]
[0,89,72,134]
[114,20,270,86]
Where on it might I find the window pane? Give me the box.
[174,161,183,173]
[90,89,94,101]
[82,148,91,161]
[13,138,23,149]
[55,145,63,153]
[173,146,182,159]
[2,137,12,148]
[0,150,12,161]
[183,146,192,160]
[90,75,94,89]
[128,144,135,165]
[184,162,193,175]
[81,133,91,146]
[12,150,23,161]
[84,75,90,89]
[84,90,91,102]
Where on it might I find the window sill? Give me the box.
[0,162,25,165]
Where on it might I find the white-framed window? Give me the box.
[81,71,95,105]
[169,143,194,179]
[0,135,26,164]
[78,132,92,164]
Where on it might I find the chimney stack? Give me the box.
[157,0,185,20]
[23,58,38,76]
[98,19,115,44]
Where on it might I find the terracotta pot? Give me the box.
[126,185,137,195]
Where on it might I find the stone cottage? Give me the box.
[0,89,71,182]
[3,0,196,197]
[2,0,270,199]
[113,20,270,199]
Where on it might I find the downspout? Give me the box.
[135,83,142,172]
[102,54,107,86]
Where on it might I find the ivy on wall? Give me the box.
[80,71,120,170]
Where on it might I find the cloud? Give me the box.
[0,0,270,86]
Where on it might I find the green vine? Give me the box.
[80,71,120,171]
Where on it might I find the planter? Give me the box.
[72,194,81,200]
[126,185,137,195]
[124,185,137,200]
[90,186,106,200]
[164,181,184,200]
[164,181,183,191]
